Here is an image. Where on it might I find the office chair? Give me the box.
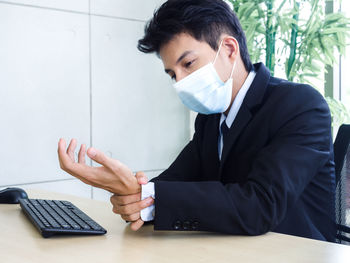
[334,124,350,244]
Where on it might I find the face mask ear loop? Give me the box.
[229,60,237,80]
[213,39,224,66]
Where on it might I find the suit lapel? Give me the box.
[219,63,271,175]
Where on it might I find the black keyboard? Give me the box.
[19,198,107,238]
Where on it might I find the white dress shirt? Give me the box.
[140,70,257,222]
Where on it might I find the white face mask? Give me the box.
[173,40,236,115]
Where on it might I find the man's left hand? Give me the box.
[58,138,141,195]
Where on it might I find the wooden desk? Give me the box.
[1,189,350,263]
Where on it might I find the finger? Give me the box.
[87,147,115,170]
[135,171,148,185]
[115,197,154,215]
[110,193,140,206]
[58,138,67,155]
[59,155,98,186]
[130,219,144,231]
[121,213,140,222]
[78,144,86,164]
[58,138,73,170]
[58,139,101,185]
[66,139,77,162]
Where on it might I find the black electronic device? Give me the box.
[0,187,28,204]
[19,198,107,238]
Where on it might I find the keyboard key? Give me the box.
[71,224,82,230]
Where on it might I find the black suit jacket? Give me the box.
[151,63,335,242]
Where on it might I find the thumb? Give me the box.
[130,219,144,231]
[135,171,148,185]
[87,147,114,169]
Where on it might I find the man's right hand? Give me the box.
[110,172,152,231]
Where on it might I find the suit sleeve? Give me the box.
[152,85,333,235]
[150,113,205,182]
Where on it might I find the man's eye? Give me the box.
[171,74,176,81]
[185,60,195,68]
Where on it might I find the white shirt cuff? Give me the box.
[140,182,155,222]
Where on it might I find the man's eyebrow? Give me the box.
[176,50,193,64]
[164,50,194,74]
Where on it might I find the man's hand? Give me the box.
[110,172,154,231]
[58,138,140,195]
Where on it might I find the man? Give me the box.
[58,0,335,241]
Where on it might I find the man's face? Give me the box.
[159,33,231,83]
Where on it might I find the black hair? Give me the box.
[138,0,253,72]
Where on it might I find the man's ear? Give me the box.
[222,36,239,61]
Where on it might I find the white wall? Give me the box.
[340,1,350,110]
[0,0,190,201]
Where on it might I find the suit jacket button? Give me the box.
[173,220,182,230]
[191,221,199,230]
[183,221,191,230]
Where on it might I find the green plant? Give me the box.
[228,0,350,128]
[325,97,350,129]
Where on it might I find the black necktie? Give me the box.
[221,121,230,149]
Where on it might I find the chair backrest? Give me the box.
[333,124,350,244]
[334,124,350,184]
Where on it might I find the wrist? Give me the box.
[136,184,142,193]
[116,175,140,195]
[129,177,142,194]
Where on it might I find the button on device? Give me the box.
[173,220,182,230]
[183,221,191,230]
[191,221,199,230]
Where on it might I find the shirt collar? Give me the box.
[220,70,257,128]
